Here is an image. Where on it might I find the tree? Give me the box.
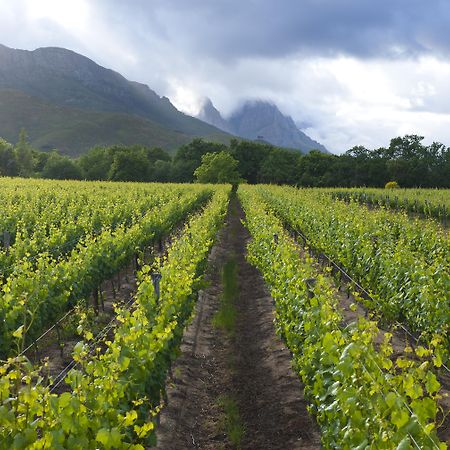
[387,134,425,160]
[142,146,172,182]
[144,147,171,164]
[33,151,52,173]
[194,151,242,184]
[258,148,299,184]
[434,146,450,188]
[173,138,227,182]
[297,150,337,186]
[229,139,272,184]
[0,138,18,176]
[41,152,83,180]
[15,129,34,177]
[151,160,172,182]
[78,146,113,180]
[108,148,150,182]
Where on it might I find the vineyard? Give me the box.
[0,178,449,449]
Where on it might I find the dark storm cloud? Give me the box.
[98,0,450,61]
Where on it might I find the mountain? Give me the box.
[0,89,199,156]
[198,98,328,153]
[197,98,232,133]
[0,44,232,154]
[229,101,328,152]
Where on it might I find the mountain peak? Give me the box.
[198,97,232,133]
[198,98,328,153]
[230,100,294,134]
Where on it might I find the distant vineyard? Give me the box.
[329,187,450,224]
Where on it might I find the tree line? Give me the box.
[0,130,449,187]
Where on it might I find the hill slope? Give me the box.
[0,89,231,156]
[0,44,232,153]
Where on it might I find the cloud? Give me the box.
[161,52,450,152]
[1,0,450,153]
[132,0,450,61]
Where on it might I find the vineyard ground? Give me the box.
[155,197,320,449]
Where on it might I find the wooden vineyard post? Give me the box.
[99,286,105,312]
[305,278,316,300]
[92,288,99,314]
[151,272,162,301]
[56,323,64,358]
[3,230,10,256]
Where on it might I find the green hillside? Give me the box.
[0,89,232,156]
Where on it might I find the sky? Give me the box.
[1,0,450,153]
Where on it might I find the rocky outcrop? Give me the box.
[198,97,327,153]
[197,97,232,133]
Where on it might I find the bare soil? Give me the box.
[155,198,321,449]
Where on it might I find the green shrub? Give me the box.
[385,181,400,189]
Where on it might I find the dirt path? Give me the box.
[155,198,321,449]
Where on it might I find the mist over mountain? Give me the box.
[198,98,328,153]
[0,44,232,154]
[197,98,233,133]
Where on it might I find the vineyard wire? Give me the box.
[290,226,450,378]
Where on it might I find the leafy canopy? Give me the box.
[194,151,242,184]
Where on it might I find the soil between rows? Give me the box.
[154,198,320,449]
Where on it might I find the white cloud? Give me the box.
[25,0,90,31]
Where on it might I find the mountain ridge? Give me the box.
[0,44,233,154]
[0,89,214,156]
[198,97,328,153]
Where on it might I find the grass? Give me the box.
[217,394,245,449]
[213,258,238,337]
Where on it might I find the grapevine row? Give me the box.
[0,182,190,278]
[0,179,161,243]
[255,185,450,349]
[329,188,450,225]
[0,185,212,359]
[239,185,446,449]
[0,185,230,449]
